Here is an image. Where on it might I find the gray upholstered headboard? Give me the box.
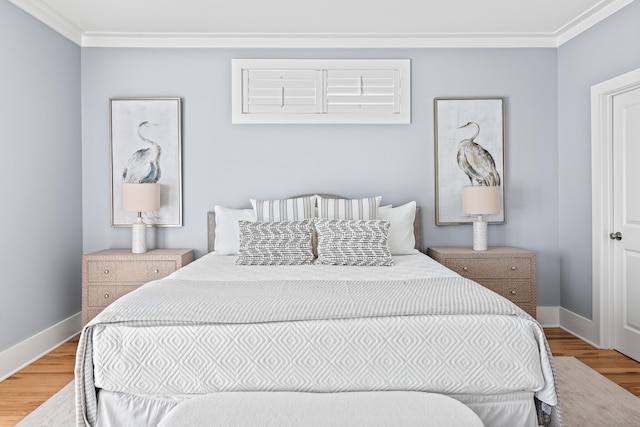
[207,195,423,253]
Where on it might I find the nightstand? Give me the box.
[82,248,195,325]
[427,247,537,318]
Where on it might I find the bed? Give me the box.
[75,195,560,427]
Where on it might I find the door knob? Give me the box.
[610,232,622,241]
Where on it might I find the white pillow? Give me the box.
[317,196,382,220]
[213,206,256,255]
[251,195,317,222]
[378,201,418,255]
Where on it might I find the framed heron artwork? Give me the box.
[110,97,183,227]
[434,97,505,225]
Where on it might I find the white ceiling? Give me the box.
[9,0,635,48]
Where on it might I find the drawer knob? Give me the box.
[462,267,468,271]
[510,266,517,271]
[103,269,110,275]
[510,290,517,295]
[104,293,110,299]
[154,269,160,274]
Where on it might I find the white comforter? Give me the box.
[75,253,559,426]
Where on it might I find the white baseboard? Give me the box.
[559,307,599,348]
[536,306,560,327]
[0,312,82,382]
[537,306,599,347]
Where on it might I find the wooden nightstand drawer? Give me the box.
[87,260,176,283]
[87,284,141,308]
[477,280,533,303]
[445,257,531,280]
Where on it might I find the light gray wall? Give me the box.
[558,1,640,318]
[81,47,561,306]
[0,2,82,352]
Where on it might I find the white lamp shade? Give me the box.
[121,183,160,212]
[462,186,500,215]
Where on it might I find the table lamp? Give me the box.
[121,183,160,253]
[462,185,500,251]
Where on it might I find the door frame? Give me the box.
[591,68,640,349]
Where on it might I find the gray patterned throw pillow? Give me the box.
[237,220,315,265]
[315,219,394,266]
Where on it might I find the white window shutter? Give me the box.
[242,69,323,114]
[325,69,402,114]
[232,59,410,124]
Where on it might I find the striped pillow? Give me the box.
[317,196,382,220]
[315,219,393,266]
[251,196,317,222]
[237,220,315,265]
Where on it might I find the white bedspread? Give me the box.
[75,253,559,427]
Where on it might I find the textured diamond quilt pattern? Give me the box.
[93,315,543,396]
[76,255,559,427]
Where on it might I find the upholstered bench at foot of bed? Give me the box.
[157,391,485,427]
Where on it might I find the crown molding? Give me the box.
[81,32,558,49]
[9,0,83,45]
[555,0,634,46]
[10,0,635,49]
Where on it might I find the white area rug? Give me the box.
[16,357,640,426]
[553,356,640,426]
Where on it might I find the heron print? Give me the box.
[122,121,162,184]
[456,121,501,186]
[110,98,182,228]
[434,97,505,224]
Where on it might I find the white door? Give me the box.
[612,86,640,361]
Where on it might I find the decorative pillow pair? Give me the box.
[236,218,394,267]
[241,195,391,266]
[215,195,415,265]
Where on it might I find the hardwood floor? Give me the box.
[1,329,639,425]
[0,335,79,426]
[545,328,640,397]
